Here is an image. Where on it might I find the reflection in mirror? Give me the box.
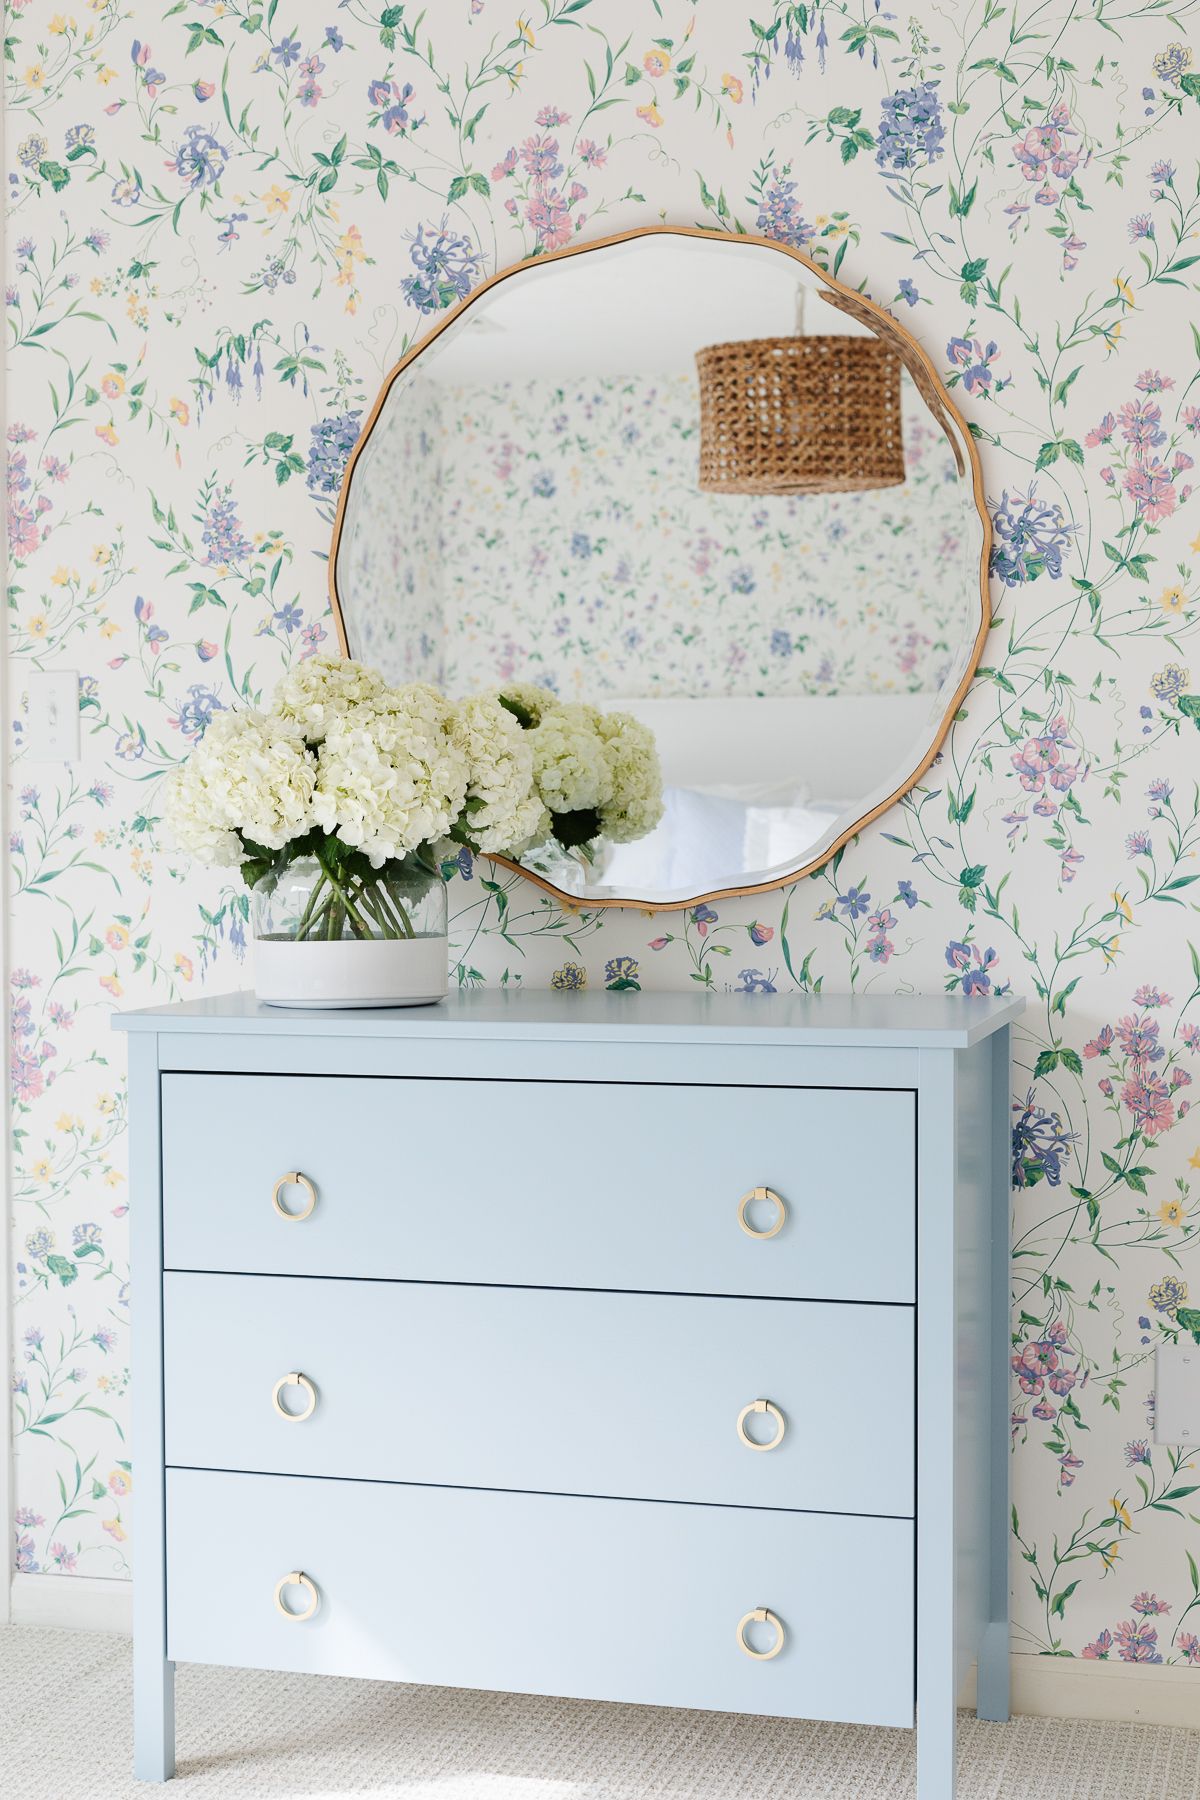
[333,234,986,907]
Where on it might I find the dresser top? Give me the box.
[114,988,1022,1049]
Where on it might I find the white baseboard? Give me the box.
[9,1572,131,1634]
[960,1653,1200,1729]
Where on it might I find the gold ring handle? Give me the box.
[272,1171,317,1222]
[736,1608,786,1661]
[736,1399,786,1452]
[271,1372,317,1423]
[737,1186,786,1239]
[274,1571,319,1622]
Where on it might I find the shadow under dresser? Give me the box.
[115,987,1022,1799]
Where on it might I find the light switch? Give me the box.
[20,671,81,761]
[1154,1340,1200,1445]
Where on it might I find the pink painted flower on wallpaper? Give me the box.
[648,936,669,951]
[132,41,166,99]
[1123,455,1176,522]
[1114,1618,1163,1662]
[519,133,562,179]
[1135,370,1174,392]
[577,139,606,168]
[1121,1072,1174,1136]
[1059,1452,1083,1487]
[492,147,518,180]
[1084,1024,1115,1058]
[535,106,570,126]
[1082,1630,1114,1659]
[1118,398,1167,449]
[1062,234,1086,270]
[193,79,215,103]
[526,183,571,249]
[748,921,773,945]
[1179,1635,1200,1665]
[1085,412,1115,448]
[1115,1013,1164,1065]
[1011,719,1080,794]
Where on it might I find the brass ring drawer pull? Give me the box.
[737,1186,786,1239]
[271,1372,317,1423]
[272,1171,317,1222]
[736,1607,785,1661]
[736,1399,786,1452]
[274,1571,319,1622]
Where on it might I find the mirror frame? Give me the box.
[327,224,992,914]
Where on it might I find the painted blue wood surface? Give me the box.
[163,1272,914,1516]
[166,1467,916,1728]
[117,985,1024,1049]
[120,992,1022,1795]
[161,1073,916,1303]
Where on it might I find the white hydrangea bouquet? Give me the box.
[162,656,661,1006]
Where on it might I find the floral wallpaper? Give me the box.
[6,0,1200,1676]
[345,367,975,700]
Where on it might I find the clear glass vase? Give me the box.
[252,854,446,944]
[251,854,448,1009]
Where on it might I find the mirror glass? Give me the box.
[332,233,986,907]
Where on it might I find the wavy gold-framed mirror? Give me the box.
[327,225,990,913]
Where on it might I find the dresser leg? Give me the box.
[134,1655,176,1781]
[916,1706,956,1800]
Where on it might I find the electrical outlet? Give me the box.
[1154,1340,1200,1445]
[20,671,81,761]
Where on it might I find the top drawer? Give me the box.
[161,1073,914,1302]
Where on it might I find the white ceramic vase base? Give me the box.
[254,934,449,1009]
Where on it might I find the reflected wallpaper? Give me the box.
[6,0,1200,1671]
[347,370,972,698]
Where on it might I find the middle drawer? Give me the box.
[164,1272,913,1516]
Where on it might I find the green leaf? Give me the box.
[45,1254,78,1287]
[446,174,469,203]
[1034,1050,1060,1077]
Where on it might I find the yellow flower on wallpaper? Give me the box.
[643,49,671,76]
[94,423,118,445]
[636,103,664,128]
[30,1159,53,1183]
[1160,584,1188,615]
[721,72,743,103]
[263,184,291,216]
[25,64,45,89]
[1110,1497,1133,1532]
[27,614,48,639]
[1159,1199,1186,1227]
[1189,1147,1200,1171]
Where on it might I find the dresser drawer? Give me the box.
[166,1468,914,1726]
[161,1073,914,1302]
[163,1272,913,1516]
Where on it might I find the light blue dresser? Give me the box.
[115,988,1022,1796]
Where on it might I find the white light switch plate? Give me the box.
[1154,1340,1200,1445]
[20,671,81,761]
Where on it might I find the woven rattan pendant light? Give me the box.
[695,285,906,495]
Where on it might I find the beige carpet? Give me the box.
[2,1627,1199,1800]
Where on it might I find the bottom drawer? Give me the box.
[166,1469,914,1727]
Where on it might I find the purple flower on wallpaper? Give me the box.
[305,411,361,497]
[897,880,918,908]
[736,968,778,994]
[380,81,422,137]
[272,35,301,67]
[837,886,871,920]
[755,176,815,247]
[876,82,945,172]
[1082,1630,1113,1660]
[170,685,225,742]
[170,125,228,189]
[1123,455,1176,523]
[401,218,482,314]
[947,336,1002,395]
[199,487,253,563]
[1012,1089,1078,1188]
[1125,1440,1152,1466]
[989,487,1075,585]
